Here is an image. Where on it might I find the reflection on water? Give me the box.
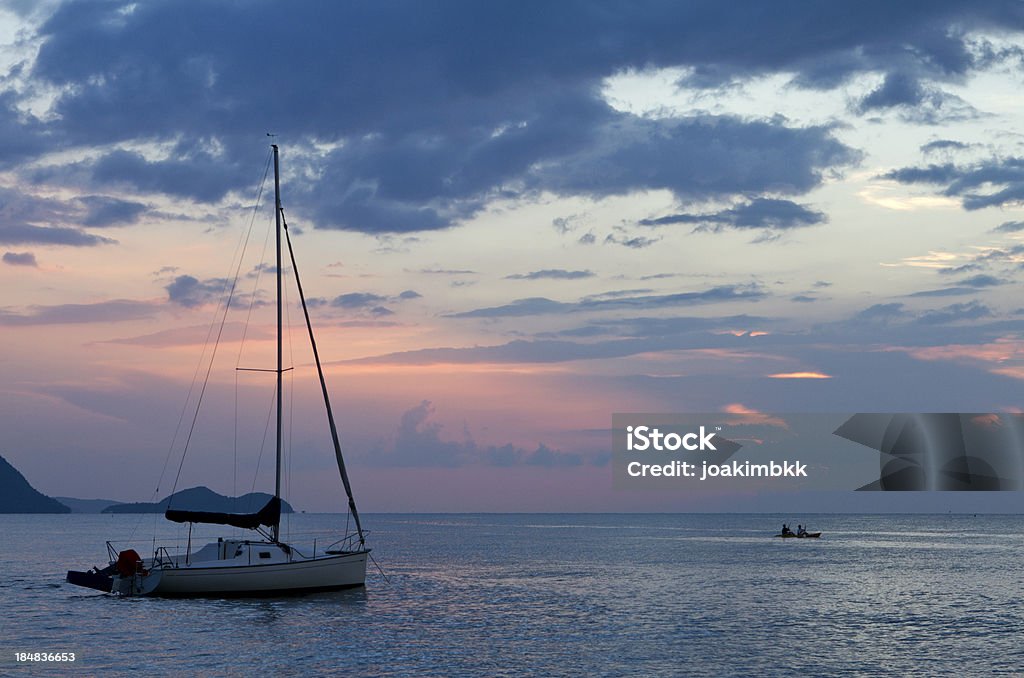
[2,513,1024,674]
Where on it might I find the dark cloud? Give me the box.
[506,269,595,280]
[978,244,1024,261]
[0,223,114,247]
[245,263,279,279]
[583,288,653,300]
[860,72,928,110]
[958,274,1006,287]
[918,301,993,325]
[165,274,229,308]
[90,149,250,204]
[2,251,38,267]
[935,244,1024,278]
[552,215,583,234]
[640,198,826,233]
[0,300,156,326]
[450,297,568,319]
[882,163,959,185]
[920,139,971,154]
[34,2,1020,134]
[937,263,982,275]
[336,319,403,328]
[572,314,769,339]
[908,274,1006,298]
[449,283,765,318]
[846,300,1000,331]
[331,292,388,309]
[330,290,421,314]
[908,286,984,298]
[0,187,117,246]
[77,196,148,227]
[0,91,50,170]
[993,220,1024,233]
[882,157,1024,210]
[530,116,858,199]
[1,3,1020,236]
[417,268,477,275]
[347,337,701,366]
[365,401,583,468]
[854,303,908,323]
[23,2,962,232]
[338,299,1024,370]
[855,72,976,123]
[0,186,116,246]
[791,295,817,303]
[101,322,271,347]
[604,233,659,249]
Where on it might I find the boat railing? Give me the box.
[151,546,180,569]
[325,530,367,553]
[103,529,368,563]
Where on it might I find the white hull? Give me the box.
[112,542,368,596]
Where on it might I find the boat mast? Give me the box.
[272,144,283,543]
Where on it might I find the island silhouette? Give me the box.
[0,454,293,514]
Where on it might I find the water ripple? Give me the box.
[2,513,1023,674]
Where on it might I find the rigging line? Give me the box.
[233,368,238,514]
[130,148,273,542]
[233,170,275,518]
[150,296,220,499]
[168,150,274,503]
[283,261,296,541]
[281,208,366,545]
[370,553,391,585]
[162,150,274,499]
[250,383,278,496]
[233,200,276,371]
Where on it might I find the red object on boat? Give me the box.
[115,549,143,577]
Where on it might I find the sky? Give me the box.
[4,1,1024,512]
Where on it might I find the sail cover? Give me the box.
[165,496,281,530]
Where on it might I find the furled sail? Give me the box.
[165,496,281,530]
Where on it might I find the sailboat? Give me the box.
[66,145,370,596]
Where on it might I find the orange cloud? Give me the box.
[899,340,1022,364]
[722,403,789,428]
[883,338,1024,381]
[766,371,832,379]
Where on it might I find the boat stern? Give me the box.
[110,569,163,596]
[65,569,113,593]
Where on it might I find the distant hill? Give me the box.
[55,497,124,513]
[0,455,71,513]
[101,486,294,515]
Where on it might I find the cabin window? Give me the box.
[259,552,271,559]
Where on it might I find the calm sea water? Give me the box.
[2,513,1023,676]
